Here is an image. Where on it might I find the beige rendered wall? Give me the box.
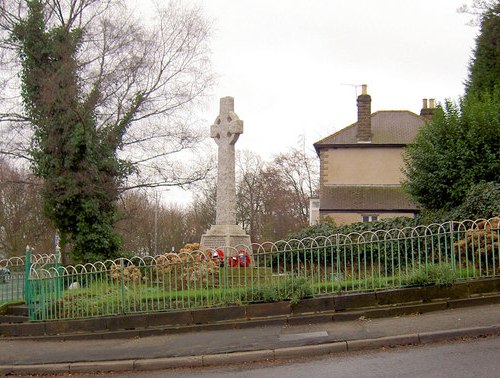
[322,147,405,185]
[321,212,415,226]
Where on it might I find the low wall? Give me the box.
[1,277,499,338]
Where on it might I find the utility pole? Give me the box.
[154,190,158,256]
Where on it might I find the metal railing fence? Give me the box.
[25,217,499,321]
[0,249,60,306]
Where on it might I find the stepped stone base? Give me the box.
[200,224,251,252]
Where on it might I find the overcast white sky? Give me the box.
[198,0,478,157]
[145,0,480,203]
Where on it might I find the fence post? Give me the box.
[54,246,62,299]
[24,245,31,305]
[120,258,126,314]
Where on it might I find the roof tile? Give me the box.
[315,111,425,146]
[320,186,418,211]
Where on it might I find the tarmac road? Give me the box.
[0,303,499,375]
[21,336,500,377]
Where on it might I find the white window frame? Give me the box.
[362,214,378,222]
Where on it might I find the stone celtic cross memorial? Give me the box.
[200,97,251,251]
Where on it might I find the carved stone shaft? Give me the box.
[210,97,243,225]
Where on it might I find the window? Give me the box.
[362,215,378,222]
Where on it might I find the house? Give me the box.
[313,85,434,225]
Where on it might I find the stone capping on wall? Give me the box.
[1,278,499,338]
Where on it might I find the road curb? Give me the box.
[202,349,275,366]
[70,360,135,374]
[418,324,500,344]
[0,362,70,375]
[347,334,420,351]
[274,341,347,359]
[133,355,203,370]
[0,324,498,375]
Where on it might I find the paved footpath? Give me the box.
[0,304,499,374]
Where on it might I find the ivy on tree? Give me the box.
[12,1,136,262]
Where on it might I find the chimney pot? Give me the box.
[361,84,367,95]
[420,97,435,120]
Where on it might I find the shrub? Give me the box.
[286,217,416,242]
[452,181,500,220]
[404,264,457,287]
[270,217,418,269]
[243,275,312,304]
[452,217,500,273]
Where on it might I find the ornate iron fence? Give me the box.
[0,248,60,306]
[24,217,500,321]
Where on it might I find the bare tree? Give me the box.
[0,0,214,189]
[259,166,303,241]
[0,0,213,261]
[186,176,217,241]
[235,148,319,242]
[457,0,498,25]
[0,160,55,258]
[115,190,190,256]
[270,148,319,225]
[235,150,265,240]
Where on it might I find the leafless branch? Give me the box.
[0,0,214,190]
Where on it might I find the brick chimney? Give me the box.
[356,84,372,143]
[420,98,435,120]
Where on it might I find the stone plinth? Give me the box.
[200,224,251,252]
